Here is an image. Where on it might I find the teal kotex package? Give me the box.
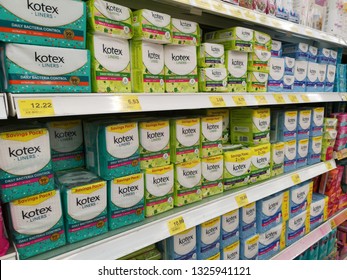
[107,173,144,230]
[239,202,257,239]
[286,210,307,247]
[0,0,86,49]
[8,189,66,259]
[256,192,283,233]
[289,180,311,218]
[258,223,282,260]
[56,169,108,244]
[1,43,91,93]
[197,217,221,260]
[84,120,140,181]
[220,209,239,249]
[0,126,54,203]
[47,120,85,172]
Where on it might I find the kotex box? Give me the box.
[198,68,228,92]
[201,155,223,198]
[247,50,271,73]
[283,43,309,61]
[198,43,225,68]
[144,165,174,217]
[286,210,307,246]
[240,234,259,260]
[284,140,297,173]
[223,147,252,190]
[0,126,54,203]
[329,50,338,65]
[164,45,198,93]
[309,193,328,231]
[8,189,66,259]
[253,31,272,51]
[87,0,133,39]
[316,64,327,92]
[0,0,86,48]
[164,227,197,260]
[270,142,285,177]
[317,48,330,64]
[108,173,144,230]
[1,43,91,93]
[268,57,284,92]
[308,136,322,165]
[293,60,308,92]
[258,223,283,260]
[289,181,311,218]
[89,34,131,93]
[174,159,202,207]
[200,116,223,158]
[271,40,282,57]
[297,109,312,140]
[206,108,230,144]
[249,143,271,184]
[325,65,336,92]
[296,138,309,168]
[171,18,200,46]
[272,110,298,142]
[310,107,324,137]
[197,217,221,260]
[132,9,171,44]
[308,46,318,63]
[256,192,284,233]
[247,71,268,92]
[275,0,289,20]
[283,75,295,92]
[239,202,257,239]
[306,62,319,92]
[221,240,240,260]
[220,209,239,249]
[56,169,108,244]
[47,119,85,172]
[284,57,295,75]
[131,40,165,93]
[170,117,200,164]
[225,50,248,92]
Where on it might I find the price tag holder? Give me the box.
[331,219,337,229]
[235,193,249,207]
[120,95,142,111]
[209,96,226,107]
[255,95,268,105]
[167,216,186,236]
[243,10,257,21]
[301,94,310,102]
[232,96,247,106]
[17,99,55,118]
[273,94,285,104]
[291,173,301,185]
[288,94,299,103]
[325,161,334,171]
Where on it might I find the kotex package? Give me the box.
[258,223,283,260]
[268,57,284,92]
[220,209,239,249]
[239,202,257,239]
[225,50,248,92]
[196,217,221,260]
[198,43,225,68]
[286,210,307,246]
[240,234,259,260]
[171,18,200,46]
[289,181,311,218]
[201,155,224,198]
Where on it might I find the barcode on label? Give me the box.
[239,136,249,142]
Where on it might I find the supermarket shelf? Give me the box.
[272,208,347,260]
[0,93,8,119]
[26,160,335,260]
[0,247,17,260]
[8,92,342,119]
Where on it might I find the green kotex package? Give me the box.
[131,40,165,93]
[171,18,200,46]
[270,142,285,177]
[225,50,248,92]
[84,120,140,180]
[201,155,224,198]
[249,143,271,184]
[2,43,91,93]
[133,9,172,44]
[89,33,131,93]
[87,0,133,39]
[200,116,223,158]
[198,68,228,92]
[206,109,230,144]
[253,31,272,51]
[247,71,269,92]
[164,45,198,93]
[198,43,225,68]
[247,50,271,73]
[0,0,86,48]
[170,117,200,164]
[56,169,108,244]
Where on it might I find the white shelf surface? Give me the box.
[272,208,347,260]
[0,93,8,119]
[0,246,17,260]
[8,92,342,119]
[24,160,335,260]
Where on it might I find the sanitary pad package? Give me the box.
[249,143,271,184]
[201,155,224,198]
[197,217,221,260]
[258,223,283,260]
[198,43,225,68]
[268,57,284,92]
[239,202,257,239]
[270,142,285,177]
[289,181,311,218]
[256,192,283,233]
[240,234,259,260]
[286,210,307,246]
[171,18,200,46]
[225,50,248,92]
[309,193,328,231]
[220,209,239,249]
[221,240,239,260]
[200,116,223,158]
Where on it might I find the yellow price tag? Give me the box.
[232,96,247,106]
[306,30,313,36]
[209,96,226,107]
[193,0,211,9]
[120,95,142,111]
[325,161,334,171]
[167,216,186,236]
[18,99,55,118]
[291,26,299,33]
[230,8,242,17]
[288,94,299,103]
[235,193,249,207]
[291,174,301,185]
[255,95,268,105]
[259,15,267,23]
[273,94,285,104]
[301,94,310,102]
[331,219,337,229]
[212,1,223,11]
[244,10,256,21]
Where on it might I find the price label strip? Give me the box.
[255,95,268,105]
[18,99,55,118]
[209,96,226,107]
[232,96,247,106]
[331,219,337,229]
[301,94,310,102]
[167,216,186,236]
[291,173,301,185]
[325,161,334,171]
[273,94,285,104]
[288,95,299,103]
[191,0,211,9]
[120,95,142,111]
[235,193,249,207]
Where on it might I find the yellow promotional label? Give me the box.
[107,122,137,133]
[299,139,309,145]
[207,109,229,117]
[224,209,238,217]
[120,95,142,111]
[314,107,324,114]
[301,94,310,102]
[225,149,252,163]
[50,120,80,129]
[18,99,55,118]
[0,128,47,142]
[287,139,297,146]
[313,136,323,142]
[207,252,220,260]
[325,161,334,171]
[13,190,56,206]
[146,164,174,175]
[235,193,249,207]
[323,197,329,221]
[176,118,200,127]
[282,191,289,222]
[224,240,240,251]
[307,181,314,205]
[246,234,259,245]
[305,211,310,234]
[285,111,297,118]
[291,174,301,185]
[71,182,106,194]
[255,95,268,105]
[251,143,270,156]
[202,216,220,228]
[232,96,247,106]
[209,96,226,107]
[140,120,169,130]
[202,115,223,124]
[113,173,143,185]
[273,142,285,150]
[167,216,186,236]
[288,95,299,103]
[254,108,270,119]
[273,94,285,104]
[178,158,201,169]
[202,155,223,164]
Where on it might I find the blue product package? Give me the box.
[271,40,282,57]
[221,240,239,260]
[164,227,197,260]
[309,193,328,231]
[240,234,259,260]
[283,75,294,92]
[275,1,289,20]
[293,60,308,92]
[329,50,338,65]
[297,109,312,140]
[317,48,330,64]
[308,136,322,165]
[283,43,309,61]
[258,223,282,260]
[220,209,239,249]
[268,57,284,92]
[310,107,324,137]
[239,202,257,239]
[318,235,329,259]
[289,181,311,218]
[325,64,336,92]
[284,140,297,172]
[308,46,318,63]
[296,139,308,168]
[256,192,283,233]
[316,64,327,92]
[276,110,298,142]
[286,210,307,246]
[197,217,221,260]
[284,57,295,75]
[306,62,319,92]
